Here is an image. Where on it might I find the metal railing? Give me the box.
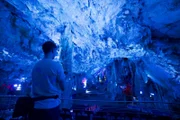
[0,95,179,110]
[0,95,180,120]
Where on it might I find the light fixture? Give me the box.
[85,90,91,94]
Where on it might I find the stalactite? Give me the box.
[60,23,73,78]
[60,23,73,109]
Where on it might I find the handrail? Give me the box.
[0,95,180,105]
[61,98,180,104]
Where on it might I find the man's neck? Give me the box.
[44,54,53,59]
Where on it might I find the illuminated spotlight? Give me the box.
[72,87,77,91]
[82,78,87,88]
[70,110,73,113]
[14,84,18,87]
[20,77,26,82]
[19,84,21,87]
[2,49,9,55]
[150,93,155,97]
[85,90,91,94]
[16,86,21,91]
[140,91,143,94]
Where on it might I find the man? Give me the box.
[30,41,65,120]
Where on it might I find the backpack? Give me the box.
[12,95,58,119]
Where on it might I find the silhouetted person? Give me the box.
[30,41,65,120]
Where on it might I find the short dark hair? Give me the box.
[42,41,57,54]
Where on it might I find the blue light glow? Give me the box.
[16,86,21,91]
[0,0,179,107]
[85,90,91,94]
[82,78,87,88]
[13,84,22,91]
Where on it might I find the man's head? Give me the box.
[42,41,58,59]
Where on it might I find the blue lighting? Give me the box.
[13,84,22,91]
[0,1,179,114]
